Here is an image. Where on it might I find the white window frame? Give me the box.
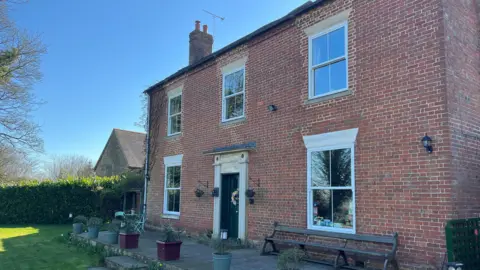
[308,21,349,99]
[167,92,182,136]
[304,128,358,234]
[222,66,246,122]
[163,154,183,216]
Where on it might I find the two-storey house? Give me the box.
[143,0,480,268]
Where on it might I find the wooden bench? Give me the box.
[261,223,399,270]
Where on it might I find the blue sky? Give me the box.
[9,0,306,163]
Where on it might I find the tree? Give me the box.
[0,144,37,184]
[44,154,94,180]
[0,4,45,153]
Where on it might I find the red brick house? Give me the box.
[143,0,480,268]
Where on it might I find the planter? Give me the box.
[72,223,83,234]
[213,252,232,270]
[156,241,182,261]
[119,232,140,249]
[87,227,100,239]
[104,231,118,244]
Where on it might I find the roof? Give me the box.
[94,129,146,171]
[144,0,327,94]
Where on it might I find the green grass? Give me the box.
[0,225,101,270]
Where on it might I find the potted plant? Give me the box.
[194,188,205,197]
[277,248,306,270]
[87,217,103,239]
[156,223,183,261]
[119,214,140,249]
[72,215,87,234]
[104,220,121,244]
[212,237,232,270]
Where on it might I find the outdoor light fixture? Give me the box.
[446,262,463,270]
[421,133,433,153]
[268,105,277,112]
[245,188,256,204]
[211,187,219,197]
[220,229,228,240]
[69,213,72,218]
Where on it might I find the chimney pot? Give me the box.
[189,21,213,65]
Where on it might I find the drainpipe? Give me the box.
[142,93,151,231]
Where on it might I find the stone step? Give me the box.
[105,256,148,270]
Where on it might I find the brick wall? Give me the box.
[442,0,480,219]
[145,0,477,268]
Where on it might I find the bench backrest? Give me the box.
[275,225,398,245]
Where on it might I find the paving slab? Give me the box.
[76,230,333,270]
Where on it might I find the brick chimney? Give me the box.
[189,20,213,65]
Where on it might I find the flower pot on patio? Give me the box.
[104,231,119,244]
[156,223,184,260]
[104,220,121,244]
[156,241,182,261]
[213,252,232,270]
[119,232,140,249]
[73,223,83,234]
[88,227,100,239]
[87,217,103,239]
[212,237,231,270]
[72,215,87,234]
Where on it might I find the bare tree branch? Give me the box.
[44,154,94,180]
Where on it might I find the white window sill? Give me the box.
[161,214,180,220]
[305,89,352,105]
[164,133,181,140]
[308,225,355,234]
[220,117,246,126]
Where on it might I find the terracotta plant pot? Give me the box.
[119,232,140,249]
[156,241,182,261]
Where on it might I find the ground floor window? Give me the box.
[304,129,357,233]
[163,154,183,216]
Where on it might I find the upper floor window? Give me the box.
[309,22,348,99]
[168,93,182,136]
[222,67,245,122]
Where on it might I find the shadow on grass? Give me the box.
[0,225,101,270]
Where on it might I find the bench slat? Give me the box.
[274,226,395,244]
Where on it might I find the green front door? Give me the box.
[220,173,239,239]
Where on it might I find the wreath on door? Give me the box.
[231,189,239,206]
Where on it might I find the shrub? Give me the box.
[73,215,87,224]
[277,248,306,270]
[108,220,121,232]
[87,217,103,228]
[0,176,121,224]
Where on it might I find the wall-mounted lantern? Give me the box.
[211,187,219,197]
[245,188,255,204]
[421,133,433,153]
[268,105,277,112]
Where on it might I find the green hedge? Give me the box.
[0,176,123,224]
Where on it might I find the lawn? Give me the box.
[0,225,101,270]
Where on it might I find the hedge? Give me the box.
[0,176,124,224]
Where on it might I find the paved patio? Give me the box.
[76,230,333,270]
